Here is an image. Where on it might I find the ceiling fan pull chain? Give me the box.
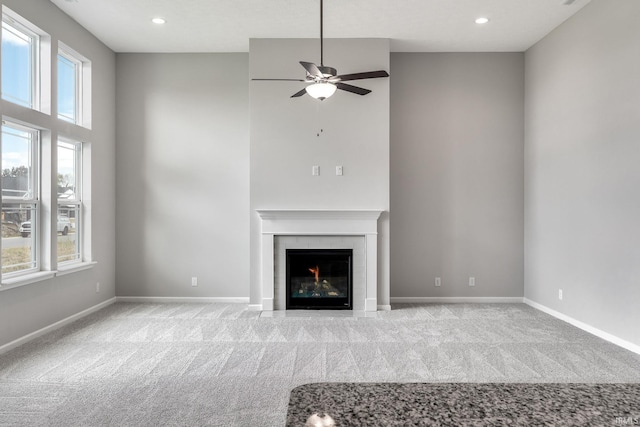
[316,101,323,137]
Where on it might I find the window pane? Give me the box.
[1,20,33,108]
[58,140,81,264]
[58,54,76,122]
[57,141,78,199]
[2,125,34,199]
[1,204,37,274]
[57,205,79,263]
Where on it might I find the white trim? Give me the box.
[256,209,383,221]
[391,297,525,304]
[0,297,116,355]
[248,304,263,311]
[115,296,250,304]
[56,261,97,276]
[256,209,383,312]
[524,298,640,355]
[0,271,56,290]
[377,304,391,311]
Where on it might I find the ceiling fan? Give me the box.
[252,0,389,100]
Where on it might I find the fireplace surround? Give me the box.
[256,210,383,311]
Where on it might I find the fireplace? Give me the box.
[256,209,383,312]
[287,249,353,310]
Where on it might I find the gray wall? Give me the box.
[390,53,525,298]
[115,53,250,298]
[249,39,391,306]
[0,0,116,347]
[524,0,640,346]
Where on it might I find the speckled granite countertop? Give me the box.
[287,382,640,426]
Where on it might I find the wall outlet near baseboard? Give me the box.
[96,282,100,293]
[558,289,563,300]
[191,277,198,287]
[435,277,441,287]
[469,277,475,287]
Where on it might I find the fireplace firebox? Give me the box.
[286,249,353,310]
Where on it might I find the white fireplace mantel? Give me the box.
[256,209,383,311]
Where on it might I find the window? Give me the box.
[57,53,78,123]
[1,122,39,275]
[0,10,92,286]
[1,14,38,108]
[57,43,86,124]
[57,42,90,128]
[57,139,82,264]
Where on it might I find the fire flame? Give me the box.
[308,266,320,284]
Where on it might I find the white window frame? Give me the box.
[0,11,94,290]
[57,52,80,124]
[57,41,90,128]
[56,137,82,265]
[1,6,50,114]
[57,43,85,125]
[1,120,40,278]
[1,14,39,109]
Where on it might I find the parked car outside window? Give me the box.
[19,216,71,237]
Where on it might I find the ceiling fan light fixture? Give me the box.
[305,82,337,100]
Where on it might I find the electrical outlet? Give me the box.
[469,277,475,287]
[435,277,441,287]
[312,165,320,176]
[191,277,198,287]
[96,282,100,293]
[558,289,563,300]
[336,166,343,176]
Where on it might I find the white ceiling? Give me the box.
[50,0,591,53]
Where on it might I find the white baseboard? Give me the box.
[0,297,116,356]
[115,296,250,304]
[524,298,640,355]
[377,305,392,311]
[248,304,263,311]
[391,297,524,304]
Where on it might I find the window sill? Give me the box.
[0,271,56,291]
[56,261,97,276]
[0,261,97,291]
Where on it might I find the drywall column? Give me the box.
[249,39,390,310]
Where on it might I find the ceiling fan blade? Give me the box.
[331,70,389,82]
[300,61,323,78]
[291,88,308,98]
[252,78,307,81]
[336,82,372,96]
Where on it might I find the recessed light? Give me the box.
[151,17,166,25]
[475,17,490,24]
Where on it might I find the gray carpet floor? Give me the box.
[1,302,639,426]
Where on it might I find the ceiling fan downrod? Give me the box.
[316,0,336,78]
[320,0,324,67]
